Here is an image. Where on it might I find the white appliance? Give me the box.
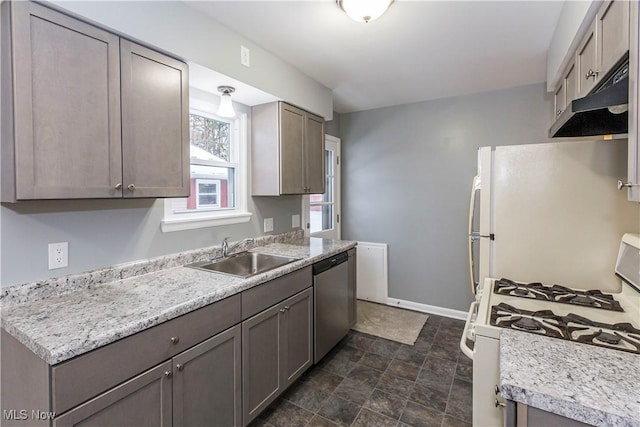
[461,140,640,427]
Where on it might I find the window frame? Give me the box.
[161,98,251,232]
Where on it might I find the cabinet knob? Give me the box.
[585,69,598,80]
[127,184,136,192]
[176,364,184,371]
[170,336,180,345]
[114,183,123,190]
[495,385,500,395]
[494,399,506,408]
[284,305,290,311]
[279,308,286,313]
[617,180,639,190]
[164,371,172,378]
[556,109,562,117]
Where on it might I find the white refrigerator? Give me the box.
[468,139,639,296]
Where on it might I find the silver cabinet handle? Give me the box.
[585,69,598,80]
[170,336,180,345]
[617,180,640,190]
[495,399,506,408]
[176,364,184,371]
[556,109,562,117]
[279,308,286,313]
[495,385,500,395]
[114,183,122,190]
[164,371,172,378]
[127,184,136,191]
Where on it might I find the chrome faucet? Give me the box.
[221,237,255,258]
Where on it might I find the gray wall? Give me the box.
[340,82,553,312]
[0,101,302,287]
[325,112,341,138]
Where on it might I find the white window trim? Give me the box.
[162,107,251,232]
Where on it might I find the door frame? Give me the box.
[302,134,341,239]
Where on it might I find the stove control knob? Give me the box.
[495,385,500,395]
[495,399,506,408]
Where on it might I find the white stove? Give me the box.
[460,234,640,427]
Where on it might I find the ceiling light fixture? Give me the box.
[337,0,394,24]
[217,86,236,118]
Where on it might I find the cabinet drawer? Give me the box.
[242,266,312,320]
[51,294,241,414]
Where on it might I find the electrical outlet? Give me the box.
[292,214,301,228]
[240,45,250,67]
[48,242,68,270]
[263,218,274,233]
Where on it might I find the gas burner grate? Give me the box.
[493,278,623,312]
[490,303,640,354]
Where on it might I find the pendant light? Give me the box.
[337,0,394,24]
[217,86,236,118]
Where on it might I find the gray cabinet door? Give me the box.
[576,20,599,97]
[53,361,172,427]
[242,303,282,425]
[597,0,630,76]
[281,288,313,387]
[120,40,189,198]
[279,103,305,194]
[173,325,241,427]
[9,2,122,200]
[304,113,325,194]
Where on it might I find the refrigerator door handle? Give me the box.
[468,176,481,294]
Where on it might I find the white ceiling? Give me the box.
[186,1,564,114]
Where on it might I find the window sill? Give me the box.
[161,212,252,232]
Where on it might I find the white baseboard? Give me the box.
[385,297,468,320]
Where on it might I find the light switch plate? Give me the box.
[264,218,274,233]
[48,242,68,270]
[292,214,301,228]
[240,45,250,67]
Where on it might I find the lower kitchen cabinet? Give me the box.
[172,325,241,427]
[54,325,242,427]
[53,361,173,427]
[242,288,313,426]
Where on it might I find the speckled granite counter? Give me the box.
[0,237,356,365]
[500,329,640,427]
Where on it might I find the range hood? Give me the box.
[549,60,629,138]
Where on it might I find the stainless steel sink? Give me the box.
[187,251,299,278]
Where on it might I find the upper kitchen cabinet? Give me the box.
[120,41,189,198]
[0,1,189,202]
[576,20,598,98]
[597,0,630,78]
[251,102,325,196]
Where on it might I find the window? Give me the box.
[162,97,250,232]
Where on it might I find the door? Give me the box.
[242,304,281,426]
[11,2,122,200]
[281,289,313,387]
[120,40,189,198]
[304,113,325,194]
[173,325,241,427]
[564,62,577,106]
[576,20,599,97]
[597,0,630,77]
[279,103,305,194]
[303,135,341,239]
[54,361,172,427]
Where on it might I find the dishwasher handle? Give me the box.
[313,251,349,275]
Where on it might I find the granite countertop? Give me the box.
[0,237,356,365]
[500,329,640,427]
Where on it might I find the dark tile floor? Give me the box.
[250,313,472,427]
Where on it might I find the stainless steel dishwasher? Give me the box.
[313,251,350,363]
